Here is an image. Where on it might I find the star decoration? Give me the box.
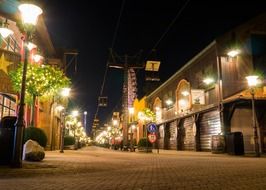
[0,53,13,75]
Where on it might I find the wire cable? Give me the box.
[94,0,126,121]
[146,0,190,59]
[111,0,126,49]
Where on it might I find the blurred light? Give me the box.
[19,3,43,25]
[27,42,37,50]
[33,54,43,63]
[128,107,134,115]
[84,111,87,115]
[131,125,136,130]
[113,119,118,126]
[0,19,13,38]
[61,88,71,97]
[179,99,187,107]
[181,91,190,96]
[56,105,64,112]
[0,27,13,38]
[155,106,160,111]
[203,77,214,85]
[165,99,173,106]
[227,49,240,57]
[72,110,79,117]
[246,75,259,87]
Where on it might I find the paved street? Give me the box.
[1,147,266,190]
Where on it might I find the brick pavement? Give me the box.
[0,146,266,190]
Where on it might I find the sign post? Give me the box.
[146,123,158,153]
[147,123,157,133]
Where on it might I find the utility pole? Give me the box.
[109,50,143,147]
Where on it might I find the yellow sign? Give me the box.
[0,53,13,75]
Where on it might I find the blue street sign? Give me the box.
[147,123,157,133]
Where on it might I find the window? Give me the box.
[0,94,16,120]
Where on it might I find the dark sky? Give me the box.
[42,0,266,132]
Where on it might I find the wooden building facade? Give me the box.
[146,14,266,154]
[0,1,66,150]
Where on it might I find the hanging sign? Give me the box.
[191,89,205,105]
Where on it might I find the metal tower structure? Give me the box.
[109,50,142,146]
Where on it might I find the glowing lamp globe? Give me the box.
[61,88,71,97]
[72,110,79,117]
[18,4,43,25]
[227,49,240,58]
[246,75,259,87]
[203,77,214,85]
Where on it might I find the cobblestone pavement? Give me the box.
[1,146,266,190]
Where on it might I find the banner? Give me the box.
[191,89,205,105]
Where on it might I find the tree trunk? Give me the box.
[30,94,37,127]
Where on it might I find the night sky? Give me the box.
[42,0,266,132]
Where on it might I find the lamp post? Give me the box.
[246,75,260,157]
[70,110,79,148]
[84,111,87,134]
[59,88,70,153]
[11,3,42,168]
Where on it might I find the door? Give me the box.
[183,117,195,150]
[164,123,170,149]
[199,111,221,151]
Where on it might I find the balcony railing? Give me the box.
[158,103,217,123]
[0,36,21,54]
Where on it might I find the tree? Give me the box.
[9,63,71,126]
[139,108,156,122]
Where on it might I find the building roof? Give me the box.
[146,41,216,99]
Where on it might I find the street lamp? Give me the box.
[227,49,240,58]
[72,110,79,117]
[84,111,87,134]
[112,119,118,126]
[203,77,215,85]
[246,75,260,157]
[12,2,42,168]
[165,99,173,107]
[61,87,71,97]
